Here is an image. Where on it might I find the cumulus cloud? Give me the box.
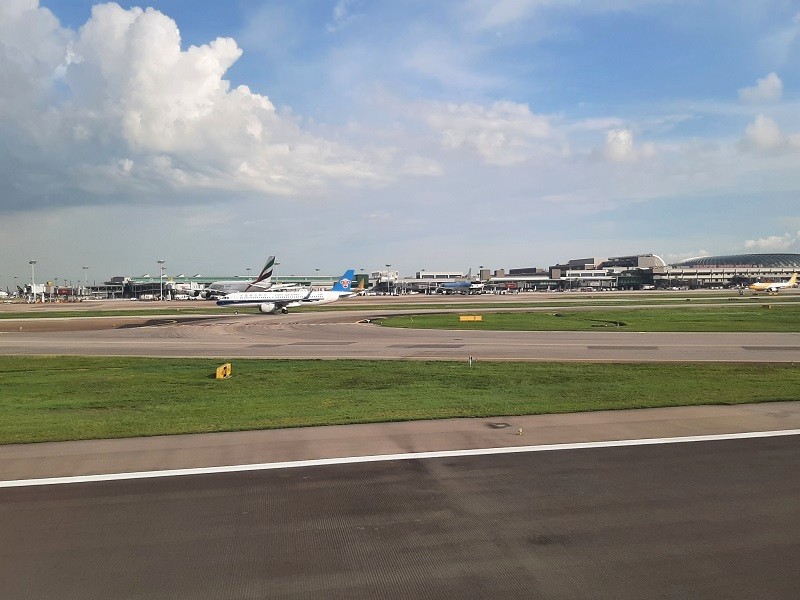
[425,100,566,165]
[744,231,800,251]
[600,129,655,163]
[0,2,383,213]
[738,72,783,103]
[739,114,800,153]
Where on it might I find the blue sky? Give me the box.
[2,1,800,286]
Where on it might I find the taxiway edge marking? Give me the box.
[2,428,799,488]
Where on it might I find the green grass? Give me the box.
[380,304,800,332]
[1,356,798,444]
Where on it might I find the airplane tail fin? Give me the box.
[789,273,798,286]
[331,269,356,293]
[244,256,275,291]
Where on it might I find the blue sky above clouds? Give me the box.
[2,0,800,285]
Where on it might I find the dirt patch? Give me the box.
[0,315,221,332]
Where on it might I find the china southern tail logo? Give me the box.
[340,278,351,288]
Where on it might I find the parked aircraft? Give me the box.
[748,273,797,294]
[198,256,277,298]
[216,269,356,313]
[437,280,485,294]
[435,269,484,294]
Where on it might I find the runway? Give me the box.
[2,434,799,599]
[2,309,800,362]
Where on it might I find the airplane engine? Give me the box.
[259,302,277,314]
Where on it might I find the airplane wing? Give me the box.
[266,288,313,313]
[268,282,298,290]
[243,281,297,292]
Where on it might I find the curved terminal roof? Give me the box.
[672,253,800,268]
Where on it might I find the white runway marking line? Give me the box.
[2,428,800,488]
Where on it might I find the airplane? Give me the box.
[435,269,485,295]
[748,273,797,294]
[436,280,485,295]
[216,269,356,313]
[197,256,278,298]
[353,279,374,295]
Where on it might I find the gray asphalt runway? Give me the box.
[2,435,799,599]
[2,309,800,361]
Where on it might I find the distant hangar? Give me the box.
[652,253,800,289]
[673,253,800,269]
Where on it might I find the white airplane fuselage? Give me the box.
[748,273,797,294]
[216,289,349,313]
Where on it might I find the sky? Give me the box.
[2,0,800,287]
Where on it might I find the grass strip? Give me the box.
[1,356,798,444]
[380,304,800,332]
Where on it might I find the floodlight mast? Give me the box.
[29,260,37,301]
[157,259,165,300]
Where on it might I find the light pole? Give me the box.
[157,259,165,300]
[29,260,37,302]
[385,264,391,295]
[82,266,88,295]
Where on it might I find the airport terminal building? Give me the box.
[495,253,800,292]
[366,253,800,294]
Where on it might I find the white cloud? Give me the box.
[0,2,385,213]
[739,114,800,153]
[738,72,783,104]
[743,231,799,251]
[425,100,565,165]
[742,115,784,151]
[600,129,655,163]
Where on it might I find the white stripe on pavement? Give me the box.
[2,428,799,488]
